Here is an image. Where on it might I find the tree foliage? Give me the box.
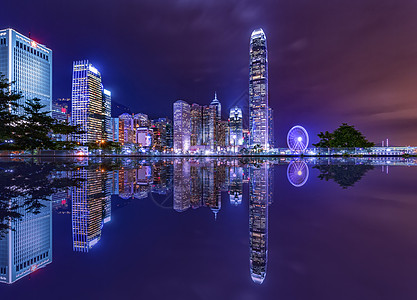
[313,123,375,148]
[0,74,82,151]
[0,75,21,143]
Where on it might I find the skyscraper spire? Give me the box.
[210,91,221,120]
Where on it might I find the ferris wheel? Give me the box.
[287,160,309,187]
[287,125,309,152]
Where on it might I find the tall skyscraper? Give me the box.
[173,100,191,152]
[190,103,203,146]
[249,28,269,150]
[0,28,52,115]
[103,89,112,141]
[71,60,105,144]
[229,106,244,149]
[202,105,217,150]
[0,197,52,284]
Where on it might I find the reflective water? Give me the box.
[1,157,417,299]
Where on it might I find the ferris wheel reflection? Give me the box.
[287,160,309,187]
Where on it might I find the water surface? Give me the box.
[0,157,417,300]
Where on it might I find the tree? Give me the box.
[15,98,55,152]
[313,123,374,148]
[51,121,85,149]
[0,75,22,146]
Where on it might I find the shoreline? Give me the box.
[1,154,416,158]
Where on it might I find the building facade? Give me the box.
[229,106,244,148]
[190,103,203,146]
[0,28,52,116]
[103,89,112,141]
[173,100,191,152]
[249,28,269,150]
[71,60,105,144]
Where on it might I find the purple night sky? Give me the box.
[2,0,417,147]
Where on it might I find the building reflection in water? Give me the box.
[1,158,315,284]
[173,159,228,219]
[0,197,52,284]
[248,162,270,284]
[72,168,110,252]
[287,160,309,187]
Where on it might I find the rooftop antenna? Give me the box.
[29,32,31,39]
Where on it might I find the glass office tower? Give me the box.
[173,100,191,153]
[229,106,244,148]
[0,28,52,115]
[71,60,104,144]
[249,28,269,150]
[103,89,112,141]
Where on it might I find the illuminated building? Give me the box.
[103,89,112,141]
[249,162,269,284]
[210,92,221,120]
[190,103,203,146]
[202,105,217,150]
[268,106,274,148]
[133,113,150,128]
[136,127,153,148]
[173,159,191,212]
[0,28,52,116]
[151,118,172,151]
[118,113,135,144]
[217,120,229,150]
[71,60,105,144]
[51,101,70,141]
[110,117,119,142]
[0,197,52,284]
[229,106,244,149]
[243,129,250,146]
[173,100,191,152]
[249,28,269,150]
[71,168,108,252]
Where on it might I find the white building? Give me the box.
[0,28,52,115]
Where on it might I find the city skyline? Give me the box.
[2,0,417,146]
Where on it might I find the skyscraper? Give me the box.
[0,28,52,115]
[103,89,112,141]
[173,100,191,152]
[249,28,269,150]
[202,105,217,150]
[229,106,244,149]
[71,60,105,144]
[190,103,203,146]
